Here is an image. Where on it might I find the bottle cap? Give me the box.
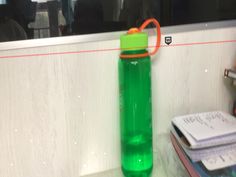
[120,30,148,51]
[120,18,161,59]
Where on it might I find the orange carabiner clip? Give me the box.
[120,18,161,59]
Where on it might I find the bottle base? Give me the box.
[122,166,153,177]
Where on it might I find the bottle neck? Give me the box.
[120,49,150,60]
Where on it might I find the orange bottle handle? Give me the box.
[120,18,161,59]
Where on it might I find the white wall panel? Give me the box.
[0,26,235,177]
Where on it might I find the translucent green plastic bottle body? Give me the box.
[119,50,153,177]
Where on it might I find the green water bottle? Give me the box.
[119,19,161,177]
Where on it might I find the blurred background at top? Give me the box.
[0,0,235,42]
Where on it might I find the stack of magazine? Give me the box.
[170,111,236,177]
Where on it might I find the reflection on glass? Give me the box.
[61,0,73,33]
[73,0,103,34]
[0,1,28,42]
[0,0,235,42]
[0,0,6,4]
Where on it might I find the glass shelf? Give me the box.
[82,134,188,177]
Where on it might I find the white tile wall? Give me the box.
[0,25,235,177]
